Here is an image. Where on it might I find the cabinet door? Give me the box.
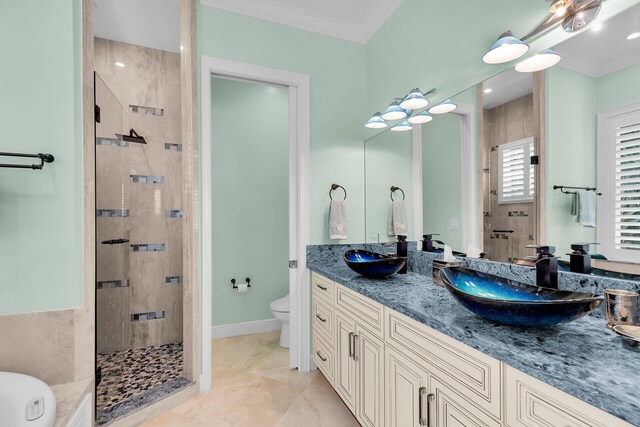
[385,345,430,427]
[335,311,357,413]
[356,326,384,427]
[431,377,501,427]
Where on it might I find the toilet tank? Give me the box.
[0,372,56,427]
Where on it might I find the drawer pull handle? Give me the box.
[426,393,434,427]
[352,334,359,361]
[348,332,354,359]
[316,283,328,291]
[316,351,327,362]
[316,314,327,323]
[419,387,427,426]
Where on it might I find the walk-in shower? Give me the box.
[94,37,188,424]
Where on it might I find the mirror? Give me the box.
[364,3,640,275]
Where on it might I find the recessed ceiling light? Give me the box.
[115,62,125,68]
[483,88,493,94]
[627,32,640,40]
[591,22,603,32]
[180,45,184,51]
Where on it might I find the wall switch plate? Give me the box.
[449,218,459,230]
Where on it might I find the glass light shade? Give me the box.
[482,35,530,64]
[390,121,413,132]
[381,101,408,121]
[365,113,388,129]
[429,99,457,114]
[400,89,429,110]
[408,111,433,124]
[515,50,561,72]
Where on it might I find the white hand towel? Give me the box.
[443,245,457,262]
[576,189,596,228]
[387,200,407,237]
[328,200,347,240]
[466,245,484,259]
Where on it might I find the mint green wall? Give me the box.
[422,114,463,251]
[596,63,640,112]
[198,5,367,246]
[364,131,413,243]
[211,78,289,325]
[0,1,83,315]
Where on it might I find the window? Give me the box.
[598,106,640,261]
[498,137,535,204]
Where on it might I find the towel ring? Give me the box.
[330,183,347,200]
[390,186,405,201]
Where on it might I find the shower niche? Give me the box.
[94,37,187,424]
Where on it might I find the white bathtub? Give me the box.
[0,372,56,427]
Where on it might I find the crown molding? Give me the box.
[199,0,402,44]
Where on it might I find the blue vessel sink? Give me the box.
[343,250,407,278]
[440,266,604,327]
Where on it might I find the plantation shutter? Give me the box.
[498,137,535,204]
[615,114,640,251]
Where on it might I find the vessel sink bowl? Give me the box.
[343,250,407,278]
[0,372,56,427]
[440,266,604,327]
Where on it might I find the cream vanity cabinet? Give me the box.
[310,272,632,427]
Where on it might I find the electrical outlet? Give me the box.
[449,218,459,230]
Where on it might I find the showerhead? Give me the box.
[116,128,147,144]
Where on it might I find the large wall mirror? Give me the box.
[364,2,640,275]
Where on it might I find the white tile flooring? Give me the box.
[142,331,359,426]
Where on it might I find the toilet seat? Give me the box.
[270,295,289,313]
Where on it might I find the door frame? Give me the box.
[200,56,311,391]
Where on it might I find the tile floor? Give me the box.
[142,331,359,427]
[97,342,187,424]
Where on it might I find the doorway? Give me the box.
[200,57,311,391]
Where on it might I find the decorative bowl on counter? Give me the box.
[440,266,604,327]
[343,250,407,278]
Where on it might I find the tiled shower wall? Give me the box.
[95,38,183,353]
[482,93,536,264]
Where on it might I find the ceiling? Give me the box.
[553,3,640,77]
[199,0,404,44]
[94,0,181,53]
[482,69,533,110]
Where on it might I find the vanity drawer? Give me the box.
[385,308,502,420]
[504,365,632,427]
[313,332,335,386]
[312,296,334,344]
[336,284,384,339]
[312,272,335,304]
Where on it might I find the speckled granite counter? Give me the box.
[307,244,640,426]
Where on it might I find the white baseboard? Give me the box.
[211,318,280,339]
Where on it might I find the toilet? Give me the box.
[270,294,290,348]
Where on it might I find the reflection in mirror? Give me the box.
[365,130,413,244]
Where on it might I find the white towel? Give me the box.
[575,189,596,228]
[443,245,457,262]
[328,200,347,240]
[387,200,407,237]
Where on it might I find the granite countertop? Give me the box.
[51,377,93,427]
[307,251,640,426]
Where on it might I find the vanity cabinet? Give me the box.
[310,272,632,427]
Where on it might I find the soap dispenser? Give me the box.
[397,235,408,274]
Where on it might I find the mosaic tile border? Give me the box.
[129,104,164,116]
[131,311,165,321]
[96,279,130,290]
[165,276,182,285]
[165,209,183,218]
[131,243,165,252]
[164,143,182,152]
[130,175,165,184]
[96,137,128,147]
[96,209,130,218]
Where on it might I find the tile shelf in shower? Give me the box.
[131,243,165,252]
[130,175,165,184]
[129,104,164,116]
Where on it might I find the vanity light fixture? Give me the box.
[408,111,433,124]
[550,0,572,17]
[365,112,388,129]
[390,120,413,132]
[627,32,640,40]
[429,99,457,114]
[515,49,561,73]
[482,31,530,64]
[115,62,125,68]
[381,100,408,121]
[400,88,429,110]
